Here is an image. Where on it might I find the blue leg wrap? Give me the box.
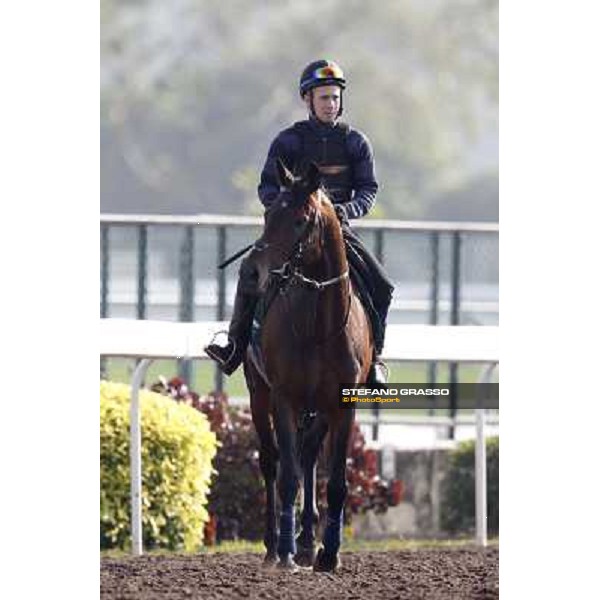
[323,510,343,555]
[277,507,296,557]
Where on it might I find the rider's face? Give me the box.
[305,85,341,123]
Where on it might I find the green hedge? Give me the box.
[100,381,218,551]
[441,436,499,535]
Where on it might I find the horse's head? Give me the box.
[252,158,340,292]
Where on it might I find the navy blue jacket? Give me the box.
[257,118,378,220]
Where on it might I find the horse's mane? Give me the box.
[313,188,345,248]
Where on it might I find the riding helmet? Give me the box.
[299,59,346,97]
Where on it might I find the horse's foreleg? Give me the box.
[247,363,279,566]
[273,399,300,570]
[257,427,279,565]
[295,414,328,567]
[314,409,354,573]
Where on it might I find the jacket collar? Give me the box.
[307,115,340,133]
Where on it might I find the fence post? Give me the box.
[130,358,152,556]
[448,230,462,438]
[427,231,440,415]
[215,226,227,393]
[370,228,385,441]
[100,224,109,378]
[137,225,147,320]
[134,225,149,384]
[179,226,195,385]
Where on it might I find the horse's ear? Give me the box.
[305,161,321,193]
[276,158,294,189]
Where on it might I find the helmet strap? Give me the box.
[308,89,317,119]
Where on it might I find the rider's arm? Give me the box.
[343,131,379,220]
[258,130,300,209]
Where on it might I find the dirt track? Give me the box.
[101,546,498,599]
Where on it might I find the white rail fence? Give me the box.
[100,319,499,555]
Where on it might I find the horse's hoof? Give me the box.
[262,553,279,569]
[294,544,316,567]
[294,550,316,568]
[277,553,300,572]
[313,547,341,573]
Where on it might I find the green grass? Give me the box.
[101,537,498,558]
[196,537,499,554]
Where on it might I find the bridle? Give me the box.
[255,192,352,344]
[255,194,349,291]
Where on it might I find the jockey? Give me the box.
[205,59,394,385]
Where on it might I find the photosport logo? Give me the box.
[338,384,499,410]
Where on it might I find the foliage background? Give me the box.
[101,0,498,221]
[100,381,218,551]
[440,436,499,534]
[150,378,402,542]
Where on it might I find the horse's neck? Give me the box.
[299,214,345,276]
[285,217,350,343]
[322,224,348,281]
[319,219,351,320]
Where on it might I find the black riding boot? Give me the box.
[367,288,393,387]
[340,223,395,387]
[367,342,390,387]
[205,260,258,375]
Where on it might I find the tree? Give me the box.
[101,0,498,219]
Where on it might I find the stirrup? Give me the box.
[368,358,389,387]
[374,358,390,380]
[204,331,237,367]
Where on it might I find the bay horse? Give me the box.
[242,159,373,572]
